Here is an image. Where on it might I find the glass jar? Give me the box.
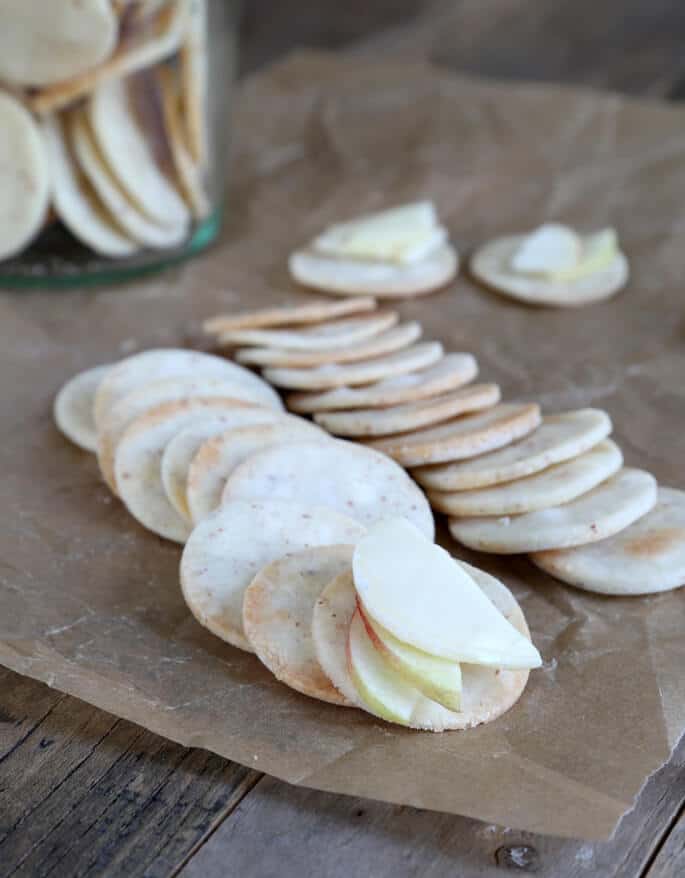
[0,0,238,287]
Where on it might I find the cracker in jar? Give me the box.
[156,64,210,219]
[68,106,187,249]
[0,92,50,260]
[28,0,189,114]
[87,72,190,232]
[0,0,117,88]
[180,0,209,167]
[42,113,137,258]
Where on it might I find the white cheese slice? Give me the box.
[511,223,582,274]
[313,201,447,264]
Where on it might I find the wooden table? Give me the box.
[2,3,684,875]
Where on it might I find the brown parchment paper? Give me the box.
[1,52,684,841]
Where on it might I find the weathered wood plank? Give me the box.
[0,670,259,878]
[177,738,685,878]
[646,806,685,878]
[0,668,64,766]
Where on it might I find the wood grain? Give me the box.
[0,669,259,878]
[2,2,685,876]
[647,806,685,877]
[177,738,685,878]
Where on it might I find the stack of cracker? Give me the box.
[0,0,209,262]
[206,296,684,598]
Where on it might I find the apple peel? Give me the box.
[357,601,462,711]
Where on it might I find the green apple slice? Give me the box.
[358,601,462,710]
[510,223,581,274]
[312,201,447,264]
[347,608,426,726]
[353,518,541,669]
[551,228,618,280]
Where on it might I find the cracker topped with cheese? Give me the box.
[471,222,628,307]
[289,201,459,298]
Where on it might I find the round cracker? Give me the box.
[161,410,287,521]
[413,409,612,491]
[0,0,117,87]
[43,113,136,258]
[430,439,622,516]
[180,500,366,651]
[310,569,360,705]
[97,376,268,493]
[243,545,354,705]
[157,63,209,219]
[94,348,281,430]
[203,297,377,334]
[0,92,50,260]
[289,243,458,298]
[54,364,112,452]
[180,0,209,167]
[217,312,398,351]
[449,467,658,554]
[531,487,685,595]
[69,107,187,249]
[471,235,629,307]
[313,384,501,438]
[87,75,189,231]
[186,419,327,524]
[114,398,247,542]
[264,342,444,391]
[28,0,188,115]
[286,353,478,413]
[312,564,531,731]
[235,322,422,368]
[368,403,541,467]
[223,438,434,539]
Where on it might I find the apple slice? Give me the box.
[510,223,581,274]
[552,228,618,280]
[347,608,426,726]
[312,201,447,264]
[358,601,462,710]
[352,518,541,669]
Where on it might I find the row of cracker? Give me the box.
[55,345,432,544]
[54,346,540,731]
[205,297,684,597]
[0,0,208,262]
